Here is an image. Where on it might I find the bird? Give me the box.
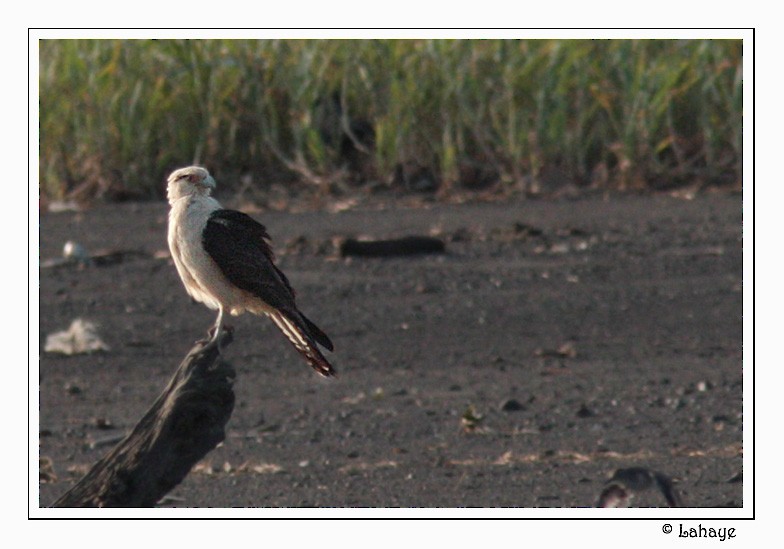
[166,165,335,377]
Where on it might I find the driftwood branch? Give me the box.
[52,330,236,508]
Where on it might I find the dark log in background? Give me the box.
[340,236,446,257]
[52,331,236,508]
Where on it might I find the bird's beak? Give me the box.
[204,175,217,189]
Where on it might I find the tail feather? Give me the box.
[268,310,336,377]
[300,313,334,351]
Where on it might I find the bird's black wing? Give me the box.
[202,209,334,356]
[203,209,295,309]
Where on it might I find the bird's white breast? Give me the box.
[168,195,234,311]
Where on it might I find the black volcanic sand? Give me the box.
[38,193,743,508]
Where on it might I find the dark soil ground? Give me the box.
[37,191,743,509]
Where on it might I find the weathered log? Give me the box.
[52,330,236,507]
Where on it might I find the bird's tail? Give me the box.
[268,310,336,377]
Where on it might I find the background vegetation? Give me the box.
[39,39,742,203]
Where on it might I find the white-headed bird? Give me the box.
[166,166,335,377]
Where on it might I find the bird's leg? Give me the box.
[208,306,225,348]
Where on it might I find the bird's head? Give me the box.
[166,166,217,204]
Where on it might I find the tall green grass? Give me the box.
[39,39,742,201]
